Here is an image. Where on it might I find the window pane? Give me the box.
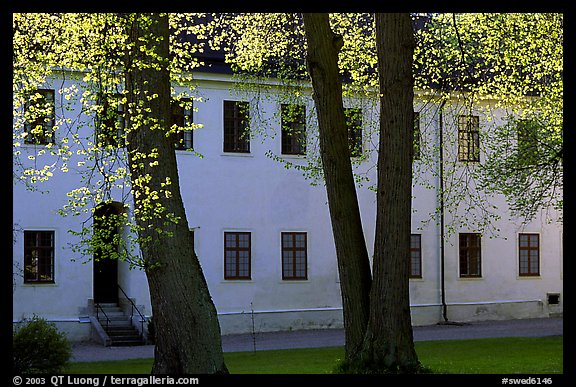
[530,261,539,274]
[238,234,250,248]
[282,233,293,248]
[238,250,249,264]
[225,233,236,247]
[295,233,306,248]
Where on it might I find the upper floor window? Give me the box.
[172,98,193,150]
[223,100,250,153]
[517,119,539,165]
[281,104,306,155]
[459,233,482,278]
[345,108,363,157]
[96,93,125,148]
[413,111,421,161]
[24,89,55,145]
[24,230,55,284]
[281,232,308,280]
[224,232,251,280]
[519,233,540,276]
[458,115,480,162]
[409,234,422,278]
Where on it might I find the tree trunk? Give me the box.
[302,13,372,360]
[356,13,420,373]
[124,13,228,374]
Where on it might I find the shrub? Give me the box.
[13,316,72,374]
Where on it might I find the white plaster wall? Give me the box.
[179,81,344,317]
[13,73,563,340]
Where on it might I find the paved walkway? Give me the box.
[70,316,563,362]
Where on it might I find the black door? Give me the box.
[93,204,119,304]
[94,256,118,303]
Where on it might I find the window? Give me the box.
[24,89,55,145]
[223,101,250,153]
[24,230,55,283]
[519,233,540,276]
[413,111,421,160]
[345,108,363,157]
[517,119,539,165]
[172,98,193,150]
[458,115,480,162]
[281,232,307,280]
[410,234,422,278]
[224,232,251,280]
[96,93,125,148]
[281,104,306,155]
[459,233,481,278]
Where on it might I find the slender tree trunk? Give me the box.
[302,13,372,360]
[357,13,420,372]
[123,13,228,374]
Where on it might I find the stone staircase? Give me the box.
[96,303,145,346]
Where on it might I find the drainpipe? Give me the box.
[438,99,448,323]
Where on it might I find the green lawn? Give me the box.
[66,336,563,374]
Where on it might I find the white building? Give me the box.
[12,52,563,344]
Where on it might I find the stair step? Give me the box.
[99,319,132,326]
[94,302,145,346]
[109,333,141,339]
[99,315,132,322]
[110,340,145,347]
[108,328,139,334]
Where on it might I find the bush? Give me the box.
[13,316,72,374]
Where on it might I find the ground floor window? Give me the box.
[410,234,422,278]
[519,233,540,276]
[24,230,55,283]
[281,232,307,280]
[459,233,482,278]
[224,232,251,280]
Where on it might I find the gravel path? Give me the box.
[70,316,563,362]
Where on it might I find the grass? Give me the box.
[66,336,563,374]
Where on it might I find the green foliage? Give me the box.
[13,13,563,262]
[416,13,563,225]
[13,316,72,374]
[13,13,209,267]
[210,12,563,231]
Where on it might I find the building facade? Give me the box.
[12,67,563,342]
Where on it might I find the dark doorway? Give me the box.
[93,203,121,304]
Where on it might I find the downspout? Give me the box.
[438,99,448,322]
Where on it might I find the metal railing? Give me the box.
[95,303,111,333]
[118,284,146,341]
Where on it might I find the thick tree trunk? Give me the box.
[124,13,228,374]
[302,13,372,360]
[356,13,420,372]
